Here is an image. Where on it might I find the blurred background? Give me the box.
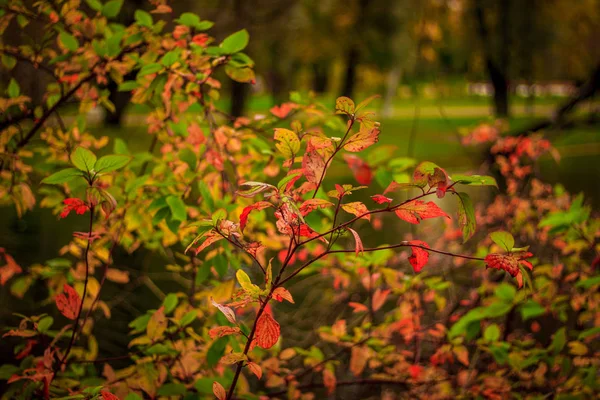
[1,1,600,394]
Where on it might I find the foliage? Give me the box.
[0,1,598,400]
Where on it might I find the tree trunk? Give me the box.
[474,0,511,117]
[312,62,329,94]
[105,80,131,126]
[230,81,248,118]
[341,47,359,99]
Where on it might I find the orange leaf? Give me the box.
[343,127,380,152]
[213,381,226,400]
[343,154,372,185]
[147,306,167,341]
[323,368,337,395]
[240,201,272,231]
[349,345,369,376]
[348,228,364,255]
[349,302,369,313]
[211,298,237,324]
[247,361,263,379]
[0,252,22,286]
[273,287,294,303]
[372,288,391,312]
[299,199,334,216]
[408,240,429,273]
[55,284,80,320]
[394,200,449,224]
[270,102,296,119]
[453,345,470,366]
[255,313,280,349]
[209,326,241,339]
[194,230,224,254]
[341,202,370,221]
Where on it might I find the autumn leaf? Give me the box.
[371,194,392,204]
[323,368,337,395]
[147,306,167,341]
[394,200,449,224]
[343,127,380,152]
[485,252,533,282]
[456,192,476,243]
[55,284,80,320]
[0,252,22,286]
[270,102,296,119]
[335,96,355,115]
[341,202,370,221]
[188,230,224,255]
[298,199,334,216]
[273,287,294,303]
[240,201,272,231]
[349,302,369,313]
[247,361,262,379]
[350,345,369,376]
[274,128,300,159]
[255,312,280,349]
[211,297,237,324]
[348,228,364,255]
[213,381,226,400]
[372,288,391,312]
[209,326,241,339]
[453,345,470,366]
[100,390,120,400]
[408,240,430,273]
[409,365,423,381]
[302,144,326,185]
[383,181,421,194]
[343,154,373,185]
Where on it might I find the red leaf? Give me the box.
[341,202,370,221]
[273,287,294,303]
[240,201,272,231]
[323,368,337,395]
[101,390,120,400]
[343,127,380,152]
[302,144,326,185]
[409,365,423,381]
[343,154,373,185]
[247,361,263,379]
[348,228,364,255]
[55,284,80,320]
[371,194,392,204]
[394,200,449,224]
[209,326,241,339]
[213,381,226,400]
[255,313,280,349]
[0,252,22,286]
[408,240,430,272]
[485,252,533,286]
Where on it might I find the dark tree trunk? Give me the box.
[474,0,511,117]
[230,81,248,118]
[105,80,132,125]
[312,62,329,94]
[341,48,359,99]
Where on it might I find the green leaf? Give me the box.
[176,12,200,27]
[41,168,84,184]
[7,78,20,98]
[578,326,600,340]
[162,293,178,314]
[134,10,153,27]
[70,147,97,172]
[118,81,139,92]
[551,327,566,355]
[484,324,500,342]
[490,231,514,252]
[166,196,187,222]
[85,0,103,12]
[137,63,162,78]
[160,50,179,67]
[37,316,54,333]
[220,29,249,53]
[1,54,17,69]
[456,192,476,243]
[575,275,600,289]
[157,383,187,396]
[0,364,20,380]
[236,269,260,295]
[102,0,123,18]
[179,310,197,327]
[520,300,546,320]
[59,31,78,52]
[94,155,131,173]
[277,172,302,191]
[494,283,516,302]
[113,138,130,155]
[452,174,498,188]
[178,148,196,170]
